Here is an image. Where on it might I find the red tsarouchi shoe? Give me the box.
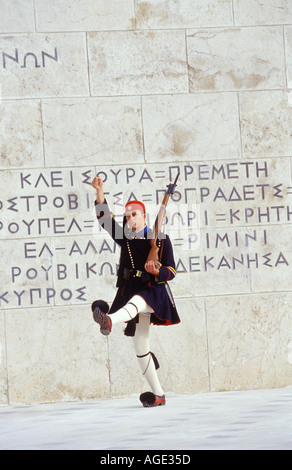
[91,300,112,336]
[140,392,166,408]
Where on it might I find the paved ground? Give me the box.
[0,388,291,450]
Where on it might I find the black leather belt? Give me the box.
[123,267,152,283]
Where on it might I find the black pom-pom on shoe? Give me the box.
[140,392,166,408]
[91,300,109,314]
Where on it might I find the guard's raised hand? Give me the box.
[92,176,104,204]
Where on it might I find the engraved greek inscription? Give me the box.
[2,49,19,68]
[21,53,41,69]
[41,48,58,67]
[1,161,291,310]
[2,48,58,69]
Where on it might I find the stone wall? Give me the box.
[1,0,292,405]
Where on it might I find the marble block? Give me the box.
[0,0,35,33]
[50,234,118,308]
[142,93,241,163]
[87,31,188,96]
[4,306,110,404]
[135,0,233,29]
[233,0,292,26]
[0,234,118,310]
[35,0,135,32]
[0,237,55,309]
[0,311,8,405]
[189,157,292,228]
[285,27,292,90]
[174,227,252,299]
[205,293,292,391]
[0,34,89,98]
[249,224,292,294]
[0,166,97,240]
[239,91,292,158]
[42,97,144,167]
[187,27,285,92]
[0,100,43,169]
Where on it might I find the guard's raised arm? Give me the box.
[92,176,105,204]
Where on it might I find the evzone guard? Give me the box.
[91,175,181,407]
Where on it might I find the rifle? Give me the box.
[147,172,180,267]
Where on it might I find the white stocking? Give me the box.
[132,313,164,397]
[109,295,164,396]
[110,295,151,326]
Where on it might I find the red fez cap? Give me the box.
[125,200,146,213]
